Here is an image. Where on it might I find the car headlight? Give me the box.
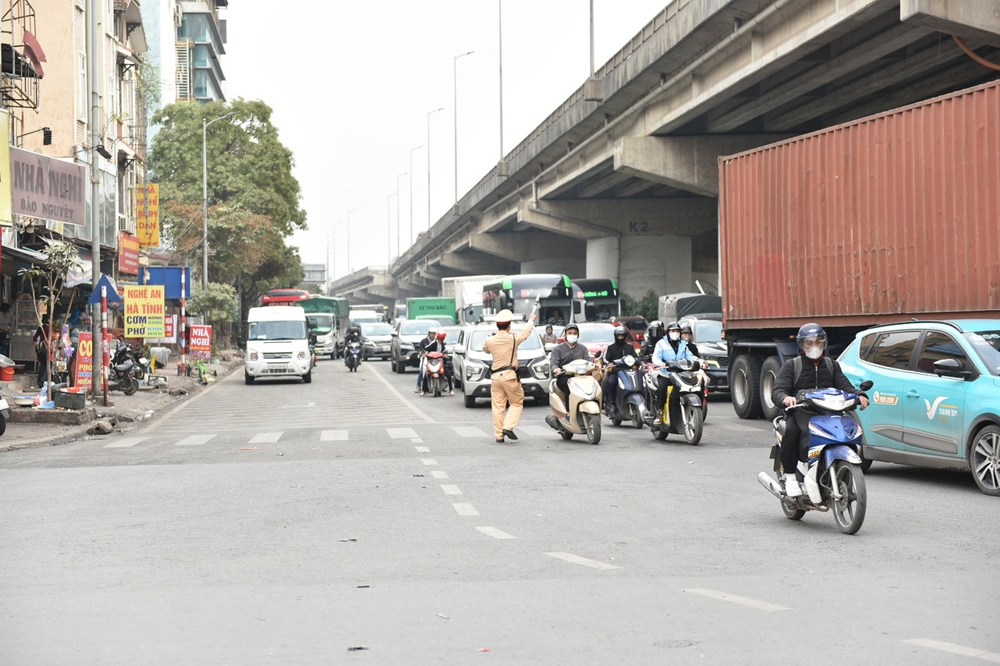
[297,351,307,360]
[531,360,550,379]
[364,340,375,346]
[249,351,258,361]
[466,361,487,382]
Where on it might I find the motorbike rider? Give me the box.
[343,325,363,365]
[420,330,454,396]
[601,325,633,408]
[415,327,437,393]
[549,323,592,401]
[679,324,699,357]
[771,323,869,497]
[641,320,664,359]
[651,321,696,425]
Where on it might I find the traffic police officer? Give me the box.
[482,307,536,443]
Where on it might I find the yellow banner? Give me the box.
[136,183,160,247]
[124,284,165,338]
[0,111,11,224]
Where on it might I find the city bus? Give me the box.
[482,274,582,325]
[571,278,621,322]
[261,288,309,306]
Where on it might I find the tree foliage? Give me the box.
[621,290,660,322]
[189,282,239,348]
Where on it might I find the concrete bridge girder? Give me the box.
[465,230,586,263]
[438,251,519,276]
[613,135,789,197]
[518,198,718,241]
[901,0,1000,44]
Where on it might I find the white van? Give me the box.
[244,306,312,384]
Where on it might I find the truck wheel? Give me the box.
[730,354,763,420]
[760,356,783,421]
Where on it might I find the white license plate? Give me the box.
[0,398,8,410]
[267,366,291,374]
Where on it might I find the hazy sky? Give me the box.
[223,1,673,279]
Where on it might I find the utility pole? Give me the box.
[87,0,103,403]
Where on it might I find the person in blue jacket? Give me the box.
[651,321,695,425]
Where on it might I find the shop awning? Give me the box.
[1,244,47,265]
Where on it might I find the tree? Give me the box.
[149,99,306,235]
[621,290,659,322]
[188,283,239,349]
[19,240,84,402]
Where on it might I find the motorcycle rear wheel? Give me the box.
[781,494,805,521]
[584,413,601,445]
[122,375,138,396]
[831,462,867,535]
[682,404,703,446]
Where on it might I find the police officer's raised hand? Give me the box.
[529,311,536,322]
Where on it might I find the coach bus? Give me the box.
[261,288,310,306]
[571,278,621,322]
[482,274,582,325]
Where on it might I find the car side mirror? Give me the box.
[454,344,466,356]
[391,331,399,337]
[544,343,555,353]
[933,358,972,379]
[573,301,582,315]
[859,380,874,392]
[309,333,318,344]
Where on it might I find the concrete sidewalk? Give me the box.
[0,354,245,452]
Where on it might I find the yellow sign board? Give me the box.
[124,285,165,338]
[0,110,11,224]
[136,183,160,247]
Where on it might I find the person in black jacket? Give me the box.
[601,326,633,407]
[770,323,869,497]
[640,320,664,359]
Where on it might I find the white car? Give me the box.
[452,322,550,408]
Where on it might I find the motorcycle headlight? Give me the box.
[297,351,307,360]
[249,351,258,361]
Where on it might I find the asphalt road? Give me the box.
[1,357,996,665]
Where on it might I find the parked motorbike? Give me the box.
[642,358,705,445]
[757,383,873,535]
[108,342,139,395]
[545,358,603,444]
[423,351,449,396]
[345,341,362,372]
[601,354,646,429]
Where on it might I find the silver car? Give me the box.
[361,322,393,361]
[453,322,550,408]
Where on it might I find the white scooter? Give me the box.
[545,358,603,444]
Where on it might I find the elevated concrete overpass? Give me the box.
[333,0,1000,305]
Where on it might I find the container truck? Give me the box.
[719,80,1000,420]
[441,275,504,324]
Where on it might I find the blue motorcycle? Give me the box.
[601,354,646,429]
[758,383,873,535]
[345,341,362,372]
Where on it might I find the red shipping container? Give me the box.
[719,80,1000,329]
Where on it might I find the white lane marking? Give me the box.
[387,428,418,439]
[904,639,1000,662]
[452,426,486,438]
[415,446,430,452]
[421,459,438,466]
[518,425,550,436]
[683,588,789,613]
[716,423,760,432]
[475,526,517,540]
[175,434,216,446]
[440,485,462,495]
[321,430,349,441]
[364,362,434,422]
[430,470,449,479]
[306,402,316,407]
[453,503,479,516]
[249,432,282,443]
[544,552,620,570]
[103,437,149,449]
[411,438,424,443]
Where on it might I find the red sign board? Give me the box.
[119,232,140,274]
[189,324,211,360]
[164,315,175,340]
[72,331,112,391]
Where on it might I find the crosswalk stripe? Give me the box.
[475,526,517,539]
[519,425,551,436]
[320,430,349,441]
[249,432,282,443]
[175,434,216,446]
[421,459,438,466]
[441,485,462,495]
[430,471,449,479]
[452,426,486,438]
[544,552,620,570]
[415,446,430,452]
[387,427,418,439]
[103,437,149,449]
[453,503,479,516]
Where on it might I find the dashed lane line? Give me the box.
[475,527,517,540]
[453,503,479,516]
[430,471,449,479]
[415,446,430,453]
[452,426,486,438]
[440,485,462,495]
[363,362,434,423]
[175,434,216,446]
[103,437,149,449]
[320,430,349,441]
[249,432,282,444]
[421,459,438,466]
[518,425,551,437]
[387,428,418,439]
[544,552,620,570]
[903,639,1000,662]
[683,588,789,613]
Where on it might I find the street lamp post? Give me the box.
[427,107,443,231]
[345,208,358,274]
[453,50,474,204]
[387,192,397,266]
[409,145,422,245]
[203,111,236,288]
[499,0,504,159]
[396,172,407,252]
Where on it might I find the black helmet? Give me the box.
[680,324,693,335]
[613,325,627,339]
[666,321,681,332]
[564,323,580,334]
[796,322,827,351]
[646,320,664,339]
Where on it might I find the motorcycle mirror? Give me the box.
[859,380,874,391]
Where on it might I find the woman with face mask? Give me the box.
[650,322,695,425]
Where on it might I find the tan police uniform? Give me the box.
[482,310,534,441]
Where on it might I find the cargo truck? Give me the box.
[301,296,350,358]
[441,275,504,324]
[406,297,456,326]
[720,80,1000,420]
